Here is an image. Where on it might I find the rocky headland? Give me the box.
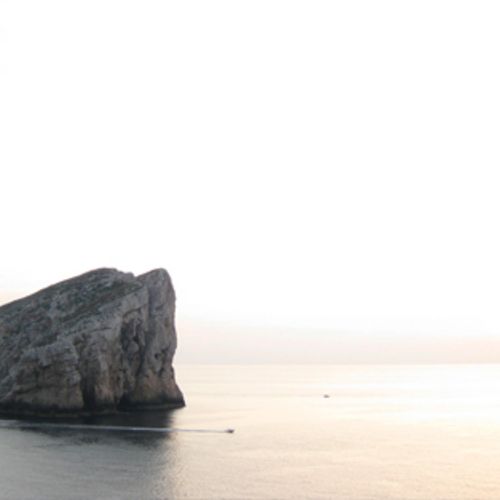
[0,268,184,417]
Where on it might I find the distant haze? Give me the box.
[1,1,500,363]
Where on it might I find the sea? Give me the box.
[1,364,499,499]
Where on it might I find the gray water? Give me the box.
[1,364,500,499]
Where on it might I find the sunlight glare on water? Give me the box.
[1,364,500,499]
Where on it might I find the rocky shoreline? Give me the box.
[0,268,184,417]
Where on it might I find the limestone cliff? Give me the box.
[0,268,184,416]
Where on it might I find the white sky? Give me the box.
[1,1,500,362]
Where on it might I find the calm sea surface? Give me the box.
[1,364,500,499]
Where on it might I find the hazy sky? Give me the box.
[1,1,500,362]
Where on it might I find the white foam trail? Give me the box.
[0,421,235,434]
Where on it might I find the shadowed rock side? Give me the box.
[0,268,184,416]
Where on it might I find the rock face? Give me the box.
[0,268,184,416]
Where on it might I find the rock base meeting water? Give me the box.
[0,268,184,417]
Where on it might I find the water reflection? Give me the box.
[7,408,181,447]
[82,408,179,428]
[0,409,184,499]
